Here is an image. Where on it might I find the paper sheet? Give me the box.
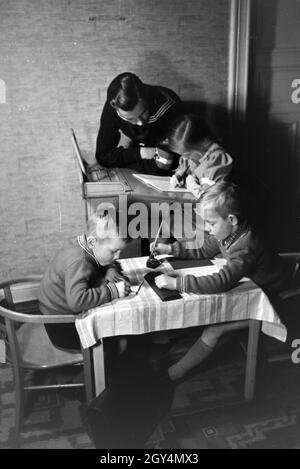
[173,265,220,276]
[132,173,192,193]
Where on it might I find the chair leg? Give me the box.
[82,347,94,402]
[14,366,26,432]
[244,320,261,401]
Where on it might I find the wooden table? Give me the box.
[76,256,287,401]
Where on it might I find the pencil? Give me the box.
[135,280,144,296]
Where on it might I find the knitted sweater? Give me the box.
[95,84,182,174]
[38,235,121,316]
[171,226,291,295]
[174,141,233,198]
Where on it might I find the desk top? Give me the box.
[124,169,197,204]
[75,256,287,349]
[82,168,197,204]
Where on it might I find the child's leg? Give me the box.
[168,320,248,381]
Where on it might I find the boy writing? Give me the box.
[152,182,295,381]
[39,206,131,351]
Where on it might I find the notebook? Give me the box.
[144,271,182,302]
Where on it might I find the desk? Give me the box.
[75,256,287,401]
[81,168,195,215]
[84,169,196,219]
[84,169,198,258]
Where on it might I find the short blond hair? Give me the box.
[86,204,119,240]
[200,182,244,222]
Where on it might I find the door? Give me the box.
[246,0,300,251]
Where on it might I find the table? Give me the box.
[75,256,287,401]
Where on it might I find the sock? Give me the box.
[168,337,215,381]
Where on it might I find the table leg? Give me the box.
[82,347,94,402]
[244,319,261,401]
[92,339,106,396]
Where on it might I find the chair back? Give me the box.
[0,276,94,432]
[0,276,43,366]
[0,276,79,362]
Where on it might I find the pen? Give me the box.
[150,220,163,257]
[135,280,144,295]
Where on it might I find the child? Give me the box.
[38,206,131,351]
[152,182,296,381]
[168,114,233,199]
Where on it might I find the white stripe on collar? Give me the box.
[77,234,100,266]
[148,98,175,123]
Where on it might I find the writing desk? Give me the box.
[80,168,196,218]
[83,169,198,257]
[75,256,286,401]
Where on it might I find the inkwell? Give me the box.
[146,220,163,269]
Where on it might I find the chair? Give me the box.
[242,252,300,400]
[0,276,94,432]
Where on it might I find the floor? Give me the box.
[1,330,300,449]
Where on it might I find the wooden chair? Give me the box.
[243,252,300,400]
[0,276,94,432]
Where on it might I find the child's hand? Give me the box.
[105,267,124,283]
[140,147,156,160]
[115,279,131,298]
[149,242,172,256]
[170,174,183,188]
[154,274,177,290]
[186,174,203,198]
[186,174,198,191]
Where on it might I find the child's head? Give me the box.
[198,182,245,241]
[107,72,149,126]
[85,205,128,265]
[167,114,212,155]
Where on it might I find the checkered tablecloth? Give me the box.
[75,256,287,349]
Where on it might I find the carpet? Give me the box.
[145,340,300,449]
[1,333,300,449]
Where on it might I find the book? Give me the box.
[144,271,182,302]
[132,173,192,193]
[166,258,213,270]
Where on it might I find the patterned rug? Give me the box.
[145,338,300,449]
[1,335,300,449]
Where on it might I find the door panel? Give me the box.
[247,0,300,250]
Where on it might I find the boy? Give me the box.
[152,182,295,381]
[38,207,131,351]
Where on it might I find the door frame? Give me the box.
[228,0,252,160]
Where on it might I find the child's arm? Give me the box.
[156,250,254,294]
[104,261,127,282]
[151,234,220,260]
[193,145,233,193]
[185,174,208,198]
[64,260,130,313]
[170,156,189,188]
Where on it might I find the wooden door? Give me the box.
[246,0,300,251]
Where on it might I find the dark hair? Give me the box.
[107,72,145,111]
[168,114,213,154]
[200,181,245,223]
